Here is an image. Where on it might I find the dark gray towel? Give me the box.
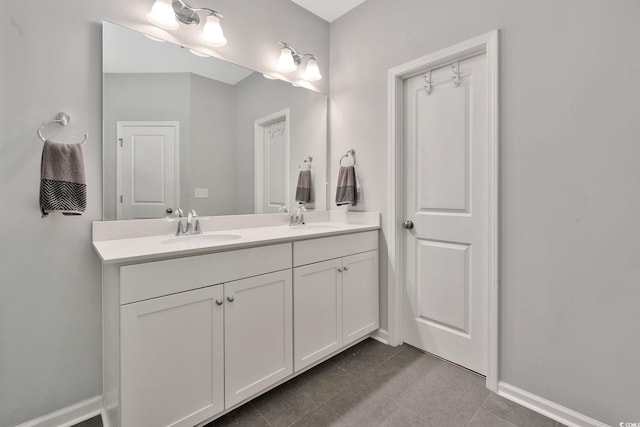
[335,166,357,207]
[295,170,312,203]
[40,140,87,217]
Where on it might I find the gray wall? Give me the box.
[0,1,328,425]
[103,73,191,219]
[188,73,237,215]
[103,72,238,219]
[235,73,328,214]
[330,0,640,424]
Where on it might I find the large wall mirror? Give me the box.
[102,21,327,220]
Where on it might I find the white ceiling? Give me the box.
[291,0,367,22]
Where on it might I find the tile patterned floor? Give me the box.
[75,339,564,427]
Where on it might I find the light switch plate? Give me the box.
[194,188,208,199]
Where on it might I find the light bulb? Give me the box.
[146,0,179,30]
[304,57,322,81]
[201,15,227,46]
[278,47,297,73]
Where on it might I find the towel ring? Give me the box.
[37,112,88,146]
[299,155,313,171]
[339,149,356,167]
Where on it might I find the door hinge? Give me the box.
[120,195,123,203]
[119,138,123,147]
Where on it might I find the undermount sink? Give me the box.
[161,233,242,245]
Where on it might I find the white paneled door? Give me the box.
[403,54,489,374]
[117,121,179,219]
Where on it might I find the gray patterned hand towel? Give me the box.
[295,170,312,203]
[335,166,357,207]
[40,140,87,217]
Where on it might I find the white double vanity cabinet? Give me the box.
[93,214,380,427]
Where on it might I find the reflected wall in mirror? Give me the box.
[103,21,327,220]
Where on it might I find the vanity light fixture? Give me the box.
[146,0,227,46]
[277,42,323,81]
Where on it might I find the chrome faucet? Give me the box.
[176,209,202,235]
[290,203,307,225]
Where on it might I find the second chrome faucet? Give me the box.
[290,203,307,226]
[172,209,202,236]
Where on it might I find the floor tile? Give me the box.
[326,362,416,426]
[401,360,490,426]
[482,393,557,427]
[330,338,403,377]
[468,408,518,427]
[380,406,431,427]
[291,403,343,427]
[251,360,355,427]
[204,402,269,426]
[71,339,564,427]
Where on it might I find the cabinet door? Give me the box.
[343,250,379,345]
[293,259,343,371]
[121,286,224,427]
[224,270,293,407]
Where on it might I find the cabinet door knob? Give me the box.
[215,299,223,306]
[343,266,349,272]
[402,220,414,230]
[227,296,235,302]
[337,268,343,273]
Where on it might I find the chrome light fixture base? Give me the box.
[171,0,223,26]
[173,0,200,25]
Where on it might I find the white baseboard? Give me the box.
[15,396,103,427]
[498,382,608,427]
[370,328,390,345]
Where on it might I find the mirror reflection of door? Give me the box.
[254,110,290,213]
[116,121,180,219]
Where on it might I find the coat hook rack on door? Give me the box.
[450,62,461,87]
[423,71,432,95]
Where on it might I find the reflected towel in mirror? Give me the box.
[295,169,312,203]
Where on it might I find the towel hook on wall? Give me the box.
[37,112,88,145]
[339,149,356,167]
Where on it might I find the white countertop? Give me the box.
[93,221,379,264]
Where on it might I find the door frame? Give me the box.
[386,30,499,391]
[116,121,180,220]
[254,109,291,213]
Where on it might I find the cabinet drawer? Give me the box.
[293,231,378,267]
[120,243,291,304]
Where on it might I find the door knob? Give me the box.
[166,208,173,214]
[402,220,414,230]
[227,296,235,303]
[215,299,223,306]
